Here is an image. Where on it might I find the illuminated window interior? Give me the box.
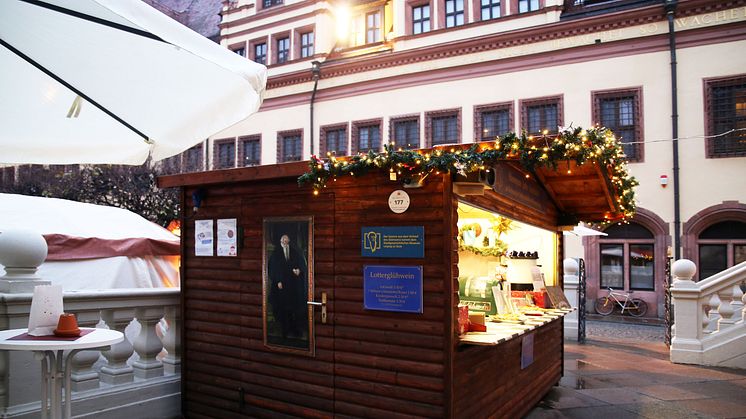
[456,201,557,288]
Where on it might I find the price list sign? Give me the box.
[363,265,423,314]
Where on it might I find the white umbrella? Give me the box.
[0,0,267,165]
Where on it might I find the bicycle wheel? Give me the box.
[628,299,648,317]
[595,297,614,315]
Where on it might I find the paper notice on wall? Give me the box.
[195,219,214,256]
[217,218,238,257]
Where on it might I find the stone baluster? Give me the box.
[162,306,181,375]
[70,350,101,391]
[701,304,710,333]
[704,294,720,334]
[716,286,736,329]
[99,309,135,385]
[670,259,702,365]
[133,307,165,379]
[0,351,8,411]
[731,284,744,323]
[742,281,746,319]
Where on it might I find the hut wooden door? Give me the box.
[240,191,336,417]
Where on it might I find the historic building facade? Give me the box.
[183,0,746,317]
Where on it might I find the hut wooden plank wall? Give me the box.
[160,158,616,418]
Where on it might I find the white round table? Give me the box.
[0,328,124,419]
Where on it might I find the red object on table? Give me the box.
[511,291,549,308]
[458,305,470,335]
[468,323,487,332]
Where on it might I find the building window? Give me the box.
[390,115,420,149]
[214,139,236,169]
[320,125,348,156]
[184,143,204,172]
[276,37,290,64]
[593,88,643,162]
[262,0,282,9]
[426,109,461,146]
[474,102,513,141]
[480,0,500,20]
[300,31,314,58]
[521,96,562,136]
[518,0,539,13]
[278,130,303,162]
[352,119,383,154]
[239,135,261,167]
[232,46,246,57]
[705,75,746,158]
[366,11,382,43]
[412,4,431,34]
[697,221,746,279]
[253,42,267,65]
[599,223,655,291]
[445,0,465,28]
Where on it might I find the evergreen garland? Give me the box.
[298,126,638,223]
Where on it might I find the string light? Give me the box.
[299,125,639,222]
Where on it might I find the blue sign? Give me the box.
[364,265,423,313]
[361,226,424,258]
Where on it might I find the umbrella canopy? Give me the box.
[0,0,267,165]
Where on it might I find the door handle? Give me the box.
[307,292,327,324]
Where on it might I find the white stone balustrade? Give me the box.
[670,259,746,369]
[0,288,181,418]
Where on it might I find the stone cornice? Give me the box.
[264,1,745,90]
[258,20,746,111]
[219,0,321,30]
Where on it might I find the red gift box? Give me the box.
[458,305,470,335]
[510,291,548,308]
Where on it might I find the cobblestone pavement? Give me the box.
[586,319,665,342]
[526,319,746,419]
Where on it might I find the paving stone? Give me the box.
[635,384,710,401]
[575,387,659,405]
[677,398,746,418]
[527,320,746,418]
[534,387,609,410]
[620,401,718,419]
[556,404,641,419]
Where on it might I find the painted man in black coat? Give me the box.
[268,234,308,341]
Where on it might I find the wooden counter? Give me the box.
[453,315,564,418]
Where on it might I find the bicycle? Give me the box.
[594,287,648,317]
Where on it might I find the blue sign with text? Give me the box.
[361,226,424,258]
[364,265,423,313]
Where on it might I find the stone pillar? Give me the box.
[563,258,579,341]
[99,309,135,385]
[0,229,50,293]
[162,306,181,375]
[133,307,164,379]
[670,259,703,365]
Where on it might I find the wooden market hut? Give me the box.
[159,143,630,418]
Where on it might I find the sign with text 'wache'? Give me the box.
[364,265,423,314]
[361,226,424,258]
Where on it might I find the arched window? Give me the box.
[599,223,655,291]
[697,221,746,279]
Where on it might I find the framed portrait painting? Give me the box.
[262,216,314,354]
